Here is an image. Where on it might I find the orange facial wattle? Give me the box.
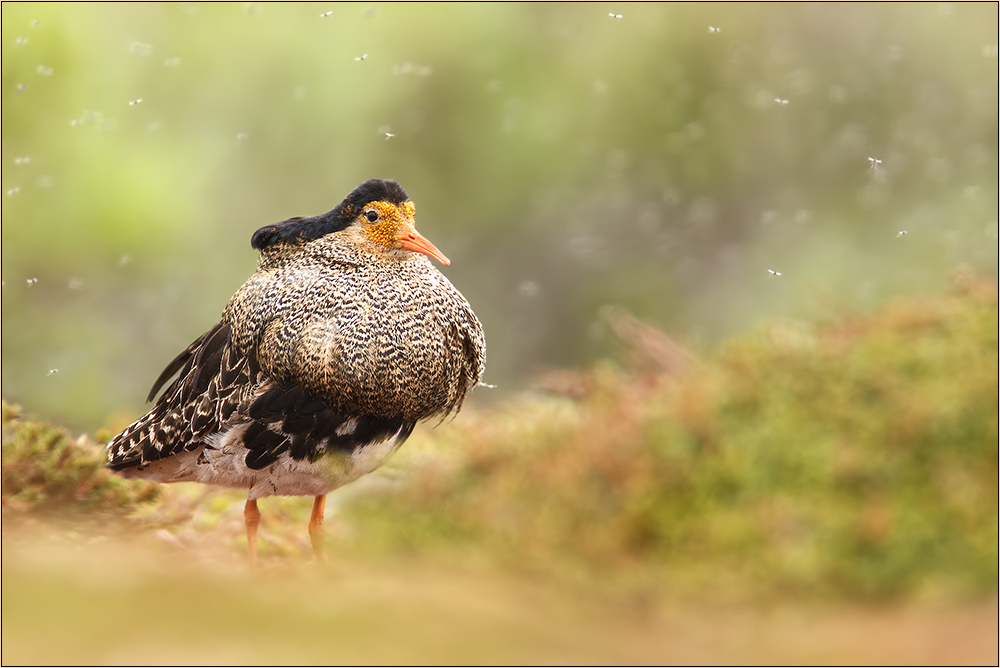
[362,200,450,265]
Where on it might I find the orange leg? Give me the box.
[244,498,260,567]
[309,494,327,562]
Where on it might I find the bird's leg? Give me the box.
[244,498,260,567]
[309,494,327,562]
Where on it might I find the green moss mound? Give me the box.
[1,402,158,514]
[351,278,999,599]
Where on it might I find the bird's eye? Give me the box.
[365,210,379,223]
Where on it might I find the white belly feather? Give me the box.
[119,422,408,499]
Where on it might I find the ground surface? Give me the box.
[3,513,996,666]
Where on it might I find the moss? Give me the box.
[349,277,999,599]
[1,401,158,515]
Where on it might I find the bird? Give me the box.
[106,178,486,564]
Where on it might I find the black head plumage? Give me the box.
[251,179,411,250]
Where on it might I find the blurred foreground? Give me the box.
[3,275,997,663]
[3,526,996,665]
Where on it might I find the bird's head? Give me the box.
[250,179,450,265]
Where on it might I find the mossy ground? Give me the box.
[1,401,158,515]
[349,275,998,601]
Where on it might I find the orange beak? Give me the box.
[397,226,451,265]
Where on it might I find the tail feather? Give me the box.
[106,405,165,470]
[106,322,233,471]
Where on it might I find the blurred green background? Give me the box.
[2,2,998,432]
[3,5,998,664]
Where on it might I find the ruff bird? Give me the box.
[107,179,486,563]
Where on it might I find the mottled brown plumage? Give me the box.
[106,179,485,561]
